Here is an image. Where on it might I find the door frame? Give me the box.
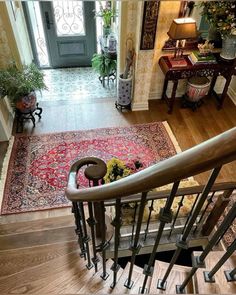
[40,1,96,68]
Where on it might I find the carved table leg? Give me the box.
[161,78,168,100]
[209,74,218,94]
[168,80,178,114]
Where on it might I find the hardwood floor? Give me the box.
[12,96,236,184]
[0,96,235,223]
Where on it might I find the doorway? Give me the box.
[24,1,96,68]
[23,1,117,103]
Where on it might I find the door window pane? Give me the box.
[52,1,85,36]
[26,2,50,67]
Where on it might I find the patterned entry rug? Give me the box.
[0,122,180,215]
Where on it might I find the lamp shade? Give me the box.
[167,18,197,40]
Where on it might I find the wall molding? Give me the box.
[132,101,149,111]
[0,96,14,141]
[228,85,236,106]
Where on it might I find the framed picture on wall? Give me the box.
[140,1,160,50]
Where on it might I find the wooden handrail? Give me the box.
[104,182,236,206]
[66,127,236,202]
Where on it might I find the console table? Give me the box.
[159,54,236,113]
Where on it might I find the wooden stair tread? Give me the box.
[0,240,78,278]
[0,215,74,236]
[0,250,96,294]
[78,259,123,294]
[149,260,193,294]
[112,262,145,294]
[194,251,236,294]
[0,225,76,251]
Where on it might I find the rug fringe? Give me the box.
[163,121,182,153]
[0,136,14,212]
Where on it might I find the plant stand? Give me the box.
[99,70,116,87]
[16,103,43,133]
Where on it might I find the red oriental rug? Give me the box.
[0,122,180,215]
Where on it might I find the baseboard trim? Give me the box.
[228,86,236,106]
[132,101,149,111]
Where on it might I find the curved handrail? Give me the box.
[66,127,236,202]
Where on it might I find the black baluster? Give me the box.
[225,267,236,282]
[131,202,138,243]
[125,192,148,289]
[204,238,236,282]
[87,202,100,272]
[193,191,215,234]
[176,201,236,294]
[79,201,93,269]
[99,201,109,280]
[140,181,180,294]
[168,195,185,239]
[144,200,154,242]
[158,167,221,291]
[110,198,122,289]
[72,201,86,258]
[181,193,200,234]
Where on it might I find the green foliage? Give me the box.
[95,0,116,28]
[91,53,116,77]
[200,1,236,37]
[0,63,47,105]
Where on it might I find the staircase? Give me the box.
[0,216,236,294]
[1,128,236,294]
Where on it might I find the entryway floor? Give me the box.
[38,67,117,103]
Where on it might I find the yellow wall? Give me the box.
[0,2,20,68]
[119,1,236,110]
[118,1,180,110]
[5,2,33,66]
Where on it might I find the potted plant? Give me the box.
[0,63,47,111]
[95,1,116,37]
[91,52,116,86]
[200,1,236,60]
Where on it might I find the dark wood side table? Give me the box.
[159,54,236,113]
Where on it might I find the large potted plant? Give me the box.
[200,1,236,60]
[0,63,47,111]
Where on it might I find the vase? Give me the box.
[117,74,133,107]
[103,26,111,37]
[15,91,37,113]
[208,26,221,42]
[220,35,236,60]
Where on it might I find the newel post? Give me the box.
[84,158,107,238]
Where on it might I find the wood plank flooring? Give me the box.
[0,241,78,278]
[194,251,236,294]
[0,96,235,223]
[12,97,236,184]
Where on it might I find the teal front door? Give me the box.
[40,1,96,68]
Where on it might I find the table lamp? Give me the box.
[167,17,197,66]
